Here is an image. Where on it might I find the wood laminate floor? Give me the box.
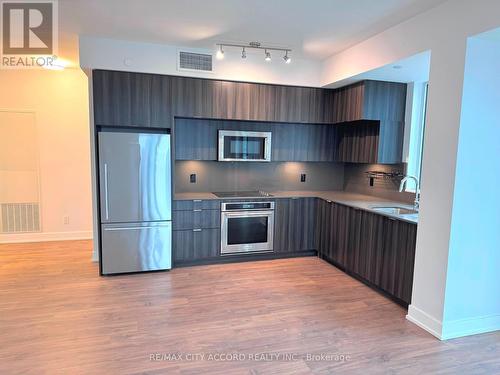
[0,240,499,375]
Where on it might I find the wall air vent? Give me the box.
[1,203,40,233]
[178,51,213,73]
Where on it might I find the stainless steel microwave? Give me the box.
[218,130,272,162]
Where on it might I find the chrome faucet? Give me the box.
[399,175,420,210]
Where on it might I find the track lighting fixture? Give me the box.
[216,45,224,60]
[283,51,291,64]
[215,42,291,64]
[265,50,271,62]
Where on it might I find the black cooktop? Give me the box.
[212,191,273,198]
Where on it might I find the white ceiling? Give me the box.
[59,0,447,61]
[325,51,431,88]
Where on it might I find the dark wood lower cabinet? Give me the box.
[317,199,417,306]
[171,197,417,305]
[274,198,317,253]
[172,228,220,263]
[172,209,220,231]
[378,217,417,304]
[317,200,355,269]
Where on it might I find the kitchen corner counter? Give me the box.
[174,191,418,224]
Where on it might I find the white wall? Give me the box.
[321,0,500,339]
[79,36,322,87]
[442,35,500,339]
[0,69,93,243]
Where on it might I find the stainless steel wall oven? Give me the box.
[220,201,274,255]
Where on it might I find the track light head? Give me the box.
[265,50,271,62]
[216,45,224,60]
[283,52,291,64]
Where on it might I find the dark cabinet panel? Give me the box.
[377,120,405,164]
[274,198,317,253]
[272,123,336,162]
[174,118,218,160]
[93,70,172,128]
[329,82,365,123]
[329,203,352,267]
[316,198,417,305]
[362,80,407,121]
[171,76,215,119]
[346,208,386,282]
[172,228,220,263]
[336,120,379,163]
[172,199,221,211]
[274,86,326,123]
[378,218,417,304]
[94,70,332,128]
[318,201,354,269]
[326,80,407,164]
[273,198,290,253]
[172,209,220,231]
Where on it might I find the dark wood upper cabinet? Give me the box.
[174,118,337,162]
[326,82,365,123]
[335,120,380,163]
[93,70,172,128]
[326,80,407,164]
[93,71,406,163]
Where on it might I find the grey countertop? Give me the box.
[174,190,418,224]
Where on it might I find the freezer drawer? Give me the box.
[101,222,172,275]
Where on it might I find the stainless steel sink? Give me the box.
[370,206,419,215]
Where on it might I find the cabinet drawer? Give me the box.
[172,209,220,230]
[172,228,220,262]
[173,199,221,211]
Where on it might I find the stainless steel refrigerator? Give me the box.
[98,130,172,275]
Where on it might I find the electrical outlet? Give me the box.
[300,174,306,182]
[190,174,196,183]
[63,216,70,225]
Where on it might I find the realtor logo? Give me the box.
[1,0,58,68]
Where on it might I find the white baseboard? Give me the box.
[0,231,93,244]
[406,304,443,339]
[441,314,500,340]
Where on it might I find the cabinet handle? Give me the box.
[193,209,202,212]
[193,228,202,232]
[193,199,202,202]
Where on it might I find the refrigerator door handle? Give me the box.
[103,224,170,231]
[103,162,110,220]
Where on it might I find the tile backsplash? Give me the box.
[343,163,416,204]
[176,160,416,204]
[175,161,344,193]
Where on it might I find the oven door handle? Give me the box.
[222,210,274,218]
